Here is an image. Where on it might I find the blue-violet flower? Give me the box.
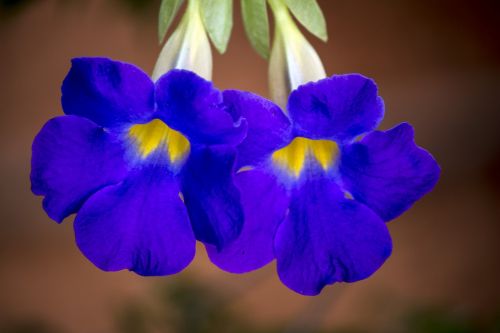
[207,74,440,295]
[31,57,248,275]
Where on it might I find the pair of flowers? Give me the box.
[31,57,439,295]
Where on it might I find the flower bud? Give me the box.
[268,0,326,108]
[152,0,212,81]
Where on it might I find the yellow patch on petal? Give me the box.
[236,166,254,173]
[344,191,354,200]
[128,119,190,163]
[272,137,338,177]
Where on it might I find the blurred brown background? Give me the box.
[1,0,500,332]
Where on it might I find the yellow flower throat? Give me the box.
[128,120,338,175]
[272,137,339,177]
[128,119,190,163]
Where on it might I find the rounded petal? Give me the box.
[62,57,155,127]
[74,166,196,276]
[155,70,247,145]
[288,74,384,142]
[340,123,440,221]
[275,178,392,296]
[223,90,292,168]
[181,145,244,249]
[207,169,289,273]
[31,116,128,223]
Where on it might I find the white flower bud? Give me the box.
[152,0,212,81]
[268,0,326,109]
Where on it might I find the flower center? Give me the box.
[128,119,190,163]
[272,137,338,177]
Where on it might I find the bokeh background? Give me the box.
[1,0,500,332]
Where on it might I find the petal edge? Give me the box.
[340,122,440,221]
[288,74,384,142]
[31,115,128,222]
[275,178,392,295]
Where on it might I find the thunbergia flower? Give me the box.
[207,74,440,295]
[31,57,248,275]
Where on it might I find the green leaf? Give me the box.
[158,0,185,44]
[241,0,270,59]
[285,0,327,42]
[200,0,233,54]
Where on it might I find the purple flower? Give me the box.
[206,74,440,295]
[31,57,248,275]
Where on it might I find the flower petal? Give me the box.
[340,123,440,221]
[223,90,292,168]
[288,74,384,142]
[181,145,244,249]
[74,166,195,276]
[155,70,247,145]
[31,116,128,223]
[207,169,289,273]
[62,57,155,127]
[275,178,392,295]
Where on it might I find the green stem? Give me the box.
[268,0,294,31]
